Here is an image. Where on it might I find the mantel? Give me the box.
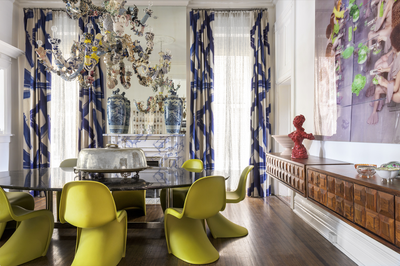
[0,40,24,59]
[103,134,186,168]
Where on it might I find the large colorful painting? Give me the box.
[315,0,400,143]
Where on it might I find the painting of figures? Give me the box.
[315,0,400,143]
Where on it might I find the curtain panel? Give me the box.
[248,10,272,197]
[51,11,80,167]
[78,17,105,151]
[23,9,53,169]
[189,10,215,170]
[213,11,253,191]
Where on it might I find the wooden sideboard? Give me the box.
[266,153,350,197]
[266,153,400,253]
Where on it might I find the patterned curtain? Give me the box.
[189,10,215,170]
[77,17,105,150]
[23,9,53,169]
[248,10,272,197]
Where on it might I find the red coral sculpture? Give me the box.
[288,114,315,159]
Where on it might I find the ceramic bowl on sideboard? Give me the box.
[271,135,294,156]
[375,168,400,179]
[355,164,376,177]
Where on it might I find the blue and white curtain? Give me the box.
[248,10,272,197]
[78,17,105,150]
[23,9,53,169]
[189,10,215,170]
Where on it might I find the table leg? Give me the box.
[166,188,174,208]
[46,191,53,212]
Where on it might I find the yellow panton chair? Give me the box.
[59,181,127,266]
[0,191,35,240]
[0,186,54,266]
[59,158,78,167]
[160,159,204,212]
[59,158,147,216]
[206,165,254,238]
[112,189,146,215]
[164,175,226,264]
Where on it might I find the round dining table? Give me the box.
[0,167,228,218]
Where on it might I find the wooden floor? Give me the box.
[1,196,357,266]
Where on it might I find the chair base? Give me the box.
[165,212,219,265]
[206,212,248,239]
[0,210,54,266]
[72,212,127,266]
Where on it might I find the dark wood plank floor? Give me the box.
[1,196,356,266]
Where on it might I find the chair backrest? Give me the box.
[59,158,78,167]
[0,187,13,222]
[182,176,225,219]
[59,181,118,228]
[233,165,254,202]
[182,159,204,173]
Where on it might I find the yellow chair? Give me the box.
[0,191,35,239]
[59,181,127,266]
[59,158,78,167]
[112,189,146,215]
[164,175,225,264]
[59,158,147,216]
[206,165,254,238]
[160,159,204,212]
[0,186,54,266]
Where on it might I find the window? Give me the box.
[49,12,80,166]
[213,11,253,191]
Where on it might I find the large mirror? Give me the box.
[105,6,187,134]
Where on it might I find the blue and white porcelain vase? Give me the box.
[121,92,131,134]
[164,91,183,134]
[107,88,126,134]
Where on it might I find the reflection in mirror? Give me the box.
[105,6,186,134]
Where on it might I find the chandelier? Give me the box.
[35,0,172,89]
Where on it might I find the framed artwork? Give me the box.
[315,0,400,143]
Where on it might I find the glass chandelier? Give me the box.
[35,0,172,89]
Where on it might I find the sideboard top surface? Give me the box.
[309,164,400,196]
[268,153,351,166]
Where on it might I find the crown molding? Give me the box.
[15,0,190,8]
[188,0,274,9]
[15,0,275,9]
[0,40,24,59]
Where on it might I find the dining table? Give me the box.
[0,167,229,227]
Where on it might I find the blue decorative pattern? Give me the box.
[248,10,272,198]
[189,10,215,170]
[78,17,105,150]
[23,9,53,169]
[106,134,186,168]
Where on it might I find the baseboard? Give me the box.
[293,194,400,266]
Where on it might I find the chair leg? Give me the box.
[0,210,54,266]
[164,214,219,264]
[72,214,127,266]
[0,222,6,240]
[206,212,248,239]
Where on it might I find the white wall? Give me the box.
[0,0,14,44]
